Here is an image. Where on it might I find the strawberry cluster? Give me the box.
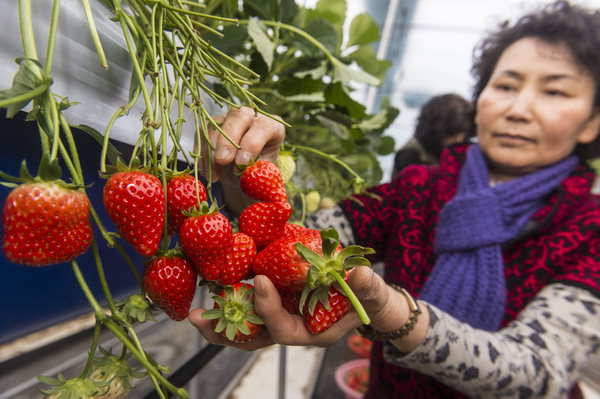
[99,159,373,342]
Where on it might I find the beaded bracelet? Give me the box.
[356,284,421,341]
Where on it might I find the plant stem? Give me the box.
[331,272,371,325]
[103,319,189,398]
[80,0,109,69]
[44,0,61,74]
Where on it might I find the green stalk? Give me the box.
[44,0,61,74]
[80,322,102,378]
[331,272,371,325]
[103,319,189,398]
[0,84,48,108]
[17,0,39,63]
[91,239,118,316]
[71,261,106,319]
[294,144,363,180]
[80,0,109,68]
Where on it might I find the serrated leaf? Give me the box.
[347,13,380,48]
[315,115,350,140]
[248,18,274,69]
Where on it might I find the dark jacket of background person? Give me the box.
[392,93,474,178]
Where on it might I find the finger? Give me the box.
[348,266,409,332]
[214,107,257,166]
[253,275,317,345]
[253,275,355,347]
[235,113,285,165]
[188,308,275,351]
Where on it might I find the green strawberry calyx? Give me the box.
[38,373,103,398]
[202,284,264,341]
[295,228,375,325]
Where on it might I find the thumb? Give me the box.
[348,266,409,332]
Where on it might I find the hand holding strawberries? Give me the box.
[189,266,421,350]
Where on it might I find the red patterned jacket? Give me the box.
[339,144,600,398]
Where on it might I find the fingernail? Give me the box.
[254,275,267,298]
[216,148,231,160]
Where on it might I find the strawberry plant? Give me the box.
[1,0,388,396]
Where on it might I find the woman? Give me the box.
[189,2,600,397]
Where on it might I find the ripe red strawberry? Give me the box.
[143,252,197,321]
[303,284,351,334]
[254,228,375,333]
[240,160,287,202]
[202,283,264,343]
[195,232,256,285]
[103,171,165,257]
[239,201,292,249]
[283,222,307,237]
[167,174,207,235]
[252,228,322,291]
[278,288,301,314]
[179,203,232,263]
[347,333,373,358]
[2,181,92,266]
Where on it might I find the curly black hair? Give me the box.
[470,0,600,160]
[414,93,474,160]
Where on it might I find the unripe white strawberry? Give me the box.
[276,151,296,183]
[320,196,337,209]
[305,190,321,214]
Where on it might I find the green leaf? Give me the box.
[37,154,62,181]
[283,93,325,102]
[295,243,326,268]
[303,19,338,55]
[0,58,49,118]
[343,257,372,268]
[353,103,399,132]
[248,18,275,69]
[278,0,299,23]
[73,124,122,165]
[347,13,380,48]
[315,115,350,140]
[332,60,380,86]
[377,136,396,155]
[324,82,366,119]
[205,25,248,55]
[346,45,392,81]
[294,63,327,80]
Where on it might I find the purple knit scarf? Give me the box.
[419,144,578,331]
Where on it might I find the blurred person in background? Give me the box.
[392,93,474,177]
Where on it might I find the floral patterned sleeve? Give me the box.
[385,283,600,398]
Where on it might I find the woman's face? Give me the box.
[475,38,600,181]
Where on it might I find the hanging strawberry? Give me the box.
[103,170,165,257]
[142,251,198,321]
[239,201,292,249]
[166,174,207,235]
[1,158,92,266]
[179,202,233,263]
